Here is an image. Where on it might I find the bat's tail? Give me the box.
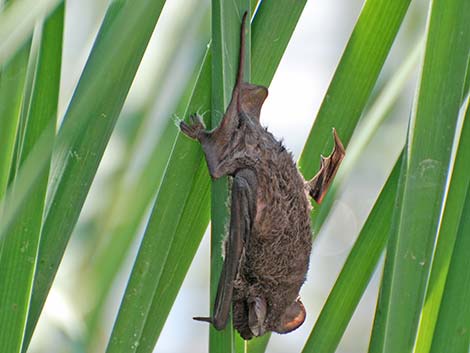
[236,11,248,88]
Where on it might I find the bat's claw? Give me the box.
[307,128,345,204]
[180,114,206,140]
[189,113,204,126]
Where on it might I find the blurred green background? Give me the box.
[1,0,468,352]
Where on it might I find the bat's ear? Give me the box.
[275,298,306,334]
[239,83,268,121]
[248,296,267,336]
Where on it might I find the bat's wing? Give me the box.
[194,169,257,330]
[307,128,345,204]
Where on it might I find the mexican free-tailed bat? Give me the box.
[180,12,345,340]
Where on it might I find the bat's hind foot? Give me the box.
[180,114,206,140]
[307,128,345,204]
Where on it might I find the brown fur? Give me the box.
[229,116,312,338]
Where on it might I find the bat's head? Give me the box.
[247,296,306,338]
[274,297,306,334]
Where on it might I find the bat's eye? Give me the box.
[248,296,267,336]
[276,298,306,334]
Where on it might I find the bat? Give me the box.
[180,11,345,340]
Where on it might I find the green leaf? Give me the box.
[0,41,30,203]
[0,0,62,65]
[210,1,249,352]
[81,6,210,349]
[23,0,167,348]
[9,26,42,185]
[414,96,470,352]
[106,49,212,353]
[368,0,470,351]
[135,161,212,353]
[429,149,470,352]
[0,5,63,352]
[464,59,470,96]
[246,333,271,353]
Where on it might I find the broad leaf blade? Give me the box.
[81,7,210,349]
[429,160,470,352]
[210,1,249,352]
[415,96,470,352]
[247,333,271,353]
[106,51,212,353]
[0,0,62,65]
[0,5,63,352]
[24,0,167,347]
[368,0,470,351]
[0,42,29,202]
